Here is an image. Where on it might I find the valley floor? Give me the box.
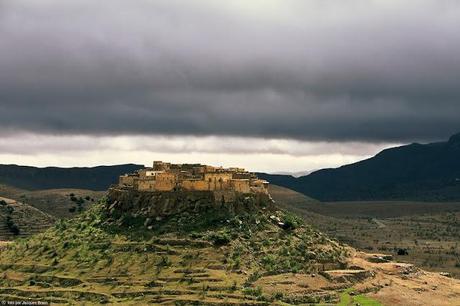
[269,185,460,279]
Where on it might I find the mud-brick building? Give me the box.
[118,161,269,194]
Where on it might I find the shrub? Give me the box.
[230,280,238,291]
[6,216,20,235]
[6,206,14,214]
[273,292,284,300]
[242,286,263,297]
[261,254,277,270]
[157,255,171,267]
[209,231,232,246]
[397,248,409,256]
[246,271,261,284]
[282,213,302,231]
[0,200,7,206]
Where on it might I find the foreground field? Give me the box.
[269,185,460,278]
[0,190,458,304]
[0,199,353,304]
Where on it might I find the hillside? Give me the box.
[0,196,55,240]
[1,191,459,304]
[261,132,460,201]
[0,164,143,191]
[0,184,105,219]
[0,195,352,305]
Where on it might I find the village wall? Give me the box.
[203,173,233,191]
[181,180,209,191]
[154,172,177,191]
[231,179,251,193]
[119,175,135,186]
[137,179,156,191]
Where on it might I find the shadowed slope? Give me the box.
[261,132,460,201]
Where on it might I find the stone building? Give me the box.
[118,161,269,195]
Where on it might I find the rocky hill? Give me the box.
[260,132,460,201]
[0,192,349,304]
[0,190,459,305]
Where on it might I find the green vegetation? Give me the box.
[0,198,350,304]
[5,215,20,235]
[338,288,382,306]
[69,194,85,212]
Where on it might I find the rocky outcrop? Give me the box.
[106,187,272,220]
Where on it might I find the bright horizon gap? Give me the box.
[0,133,399,173]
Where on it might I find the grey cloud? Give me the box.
[1,0,460,142]
[0,133,392,157]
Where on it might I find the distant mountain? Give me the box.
[2,132,460,200]
[0,164,144,191]
[259,132,460,201]
[270,170,313,177]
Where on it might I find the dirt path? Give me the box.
[350,251,460,305]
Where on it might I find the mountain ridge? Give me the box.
[1,132,460,201]
[0,163,144,191]
[259,132,460,201]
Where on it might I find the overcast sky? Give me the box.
[1,0,459,172]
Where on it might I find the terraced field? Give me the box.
[0,184,105,219]
[0,196,54,240]
[1,196,458,305]
[0,239,270,304]
[0,199,355,305]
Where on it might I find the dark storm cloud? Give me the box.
[1,0,460,142]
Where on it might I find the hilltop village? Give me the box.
[118,161,269,195]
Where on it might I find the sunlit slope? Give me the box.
[0,197,350,305]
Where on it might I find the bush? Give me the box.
[69,207,77,213]
[209,231,232,246]
[242,286,263,297]
[282,213,302,231]
[273,292,284,300]
[6,206,14,214]
[397,248,409,256]
[6,216,20,235]
[157,255,171,267]
[0,200,7,206]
